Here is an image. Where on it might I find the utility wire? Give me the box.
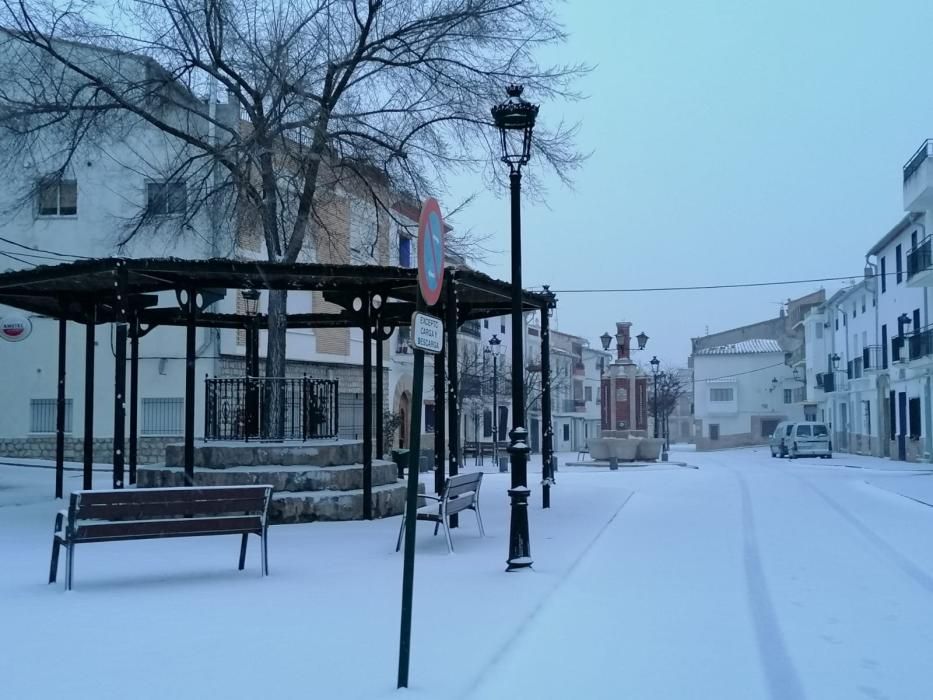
[696,361,788,383]
[539,273,887,294]
[0,236,92,259]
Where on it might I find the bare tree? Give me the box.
[0,0,586,430]
[648,371,687,441]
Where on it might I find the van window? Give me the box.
[785,425,794,435]
[812,424,828,437]
[796,425,811,437]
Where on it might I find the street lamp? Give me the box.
[650,355,661,439]
[484,334,504,471]
[492,83,537,572]
[600,329,649,354]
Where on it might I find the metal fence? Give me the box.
[142,398,184,435]
[30,398,72,434]
[204,376,339,441]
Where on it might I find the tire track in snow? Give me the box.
[458,490,635,700]
[733,469,807,700]
[798,477,933,594]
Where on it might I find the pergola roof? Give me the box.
[0,257,555,328]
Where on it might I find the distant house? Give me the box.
[693,339,804,450]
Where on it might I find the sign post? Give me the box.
[398,198,445,689]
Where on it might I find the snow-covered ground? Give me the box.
[1,446,932,699]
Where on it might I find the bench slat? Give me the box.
[76,486,270,506]
[446,473,482,498]
[75,498,267,521]
[74,515,262,542]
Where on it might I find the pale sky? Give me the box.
[447,0,933,369]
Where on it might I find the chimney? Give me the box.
[615,321,632,361]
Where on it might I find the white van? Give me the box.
[787,422,832,459]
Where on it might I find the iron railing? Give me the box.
[907,236,933,281]
[204,376,339,441]
[908,326,933,361]
[863,345,883,371]
[904,139,933,182]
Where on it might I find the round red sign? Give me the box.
[417,198,445,306]
[0,314,32,342]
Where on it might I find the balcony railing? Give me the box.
[907,236,933,281]
[204,376,339,441]
[460,319,482,338]
[863,345,883,372]
[908,326,933,361]
[904,140,933,182]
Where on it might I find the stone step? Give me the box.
[271,482,422,523]
[136,460,399,491]
[163,440,363,469]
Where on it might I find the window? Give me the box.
[882,324,888,369]
[835,317,839,331]
[37,179,77,216]
[881,256,887,293]
[483,319,489,329]
[710,387,734,402]
[146,181,187,216]
[896,244,903,283]
[500,323,506,334]
[796,424,811,437]
[396,327,411,353]
[585,386,593,402]
[425,402,436,433]
[784,389,792,404]
[853,304,857,318]
[398,236,412,267]
[709,424,720,440]
[141,398,184,435]
[909,397,922,439]
[349,198,378,263]
[483,410,492,437]
[861,297,866,314]
[815,322,823,339]
[30,399,72,433]
[562,424,570,441]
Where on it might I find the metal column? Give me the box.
[433,341,446,495]
[183,288,197,485]
[82,306,96,490]
[540,291,554,508]
[446,278,460,527]
[112,261,128,488]
[376,325,384,460]
[55,317,66,499]
[129,315,140,485]
[362,309,373,519]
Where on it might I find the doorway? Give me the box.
[898,391,907,461]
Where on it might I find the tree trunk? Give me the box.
[265,288,288,438]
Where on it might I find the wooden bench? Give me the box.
[395,471,485,554]
[49,485,273,590]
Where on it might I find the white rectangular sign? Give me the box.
[411,312,444,354]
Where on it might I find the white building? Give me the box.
[693,340,804,450]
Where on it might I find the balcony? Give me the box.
[907,325,933,361]
[907,236,933,287]
[862,345,883,372]
[574,399,587,413]
[904,140,933,212]
[460,319,481,338]
[820,371,848,394]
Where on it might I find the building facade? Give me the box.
[693,340,804,450]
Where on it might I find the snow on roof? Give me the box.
[695,339,783,355]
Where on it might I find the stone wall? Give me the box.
[0,436,179,464]
[695,432,764,451]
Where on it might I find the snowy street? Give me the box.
[2,447,932,699]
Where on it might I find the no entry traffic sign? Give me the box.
[417,198,445,306]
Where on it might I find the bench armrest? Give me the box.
[53,509,66,537]
[419,494,441,502]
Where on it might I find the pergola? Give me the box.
[0,257,557,514]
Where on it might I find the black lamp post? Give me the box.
[242,288,261,437]
[492,83,538,572]
[650,355,661,439]
[484,334,504,471]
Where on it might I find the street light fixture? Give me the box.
[492,83,537,572]
[600,329,649,354]
[484,334,504,471]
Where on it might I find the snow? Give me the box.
[2,446,933,699]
